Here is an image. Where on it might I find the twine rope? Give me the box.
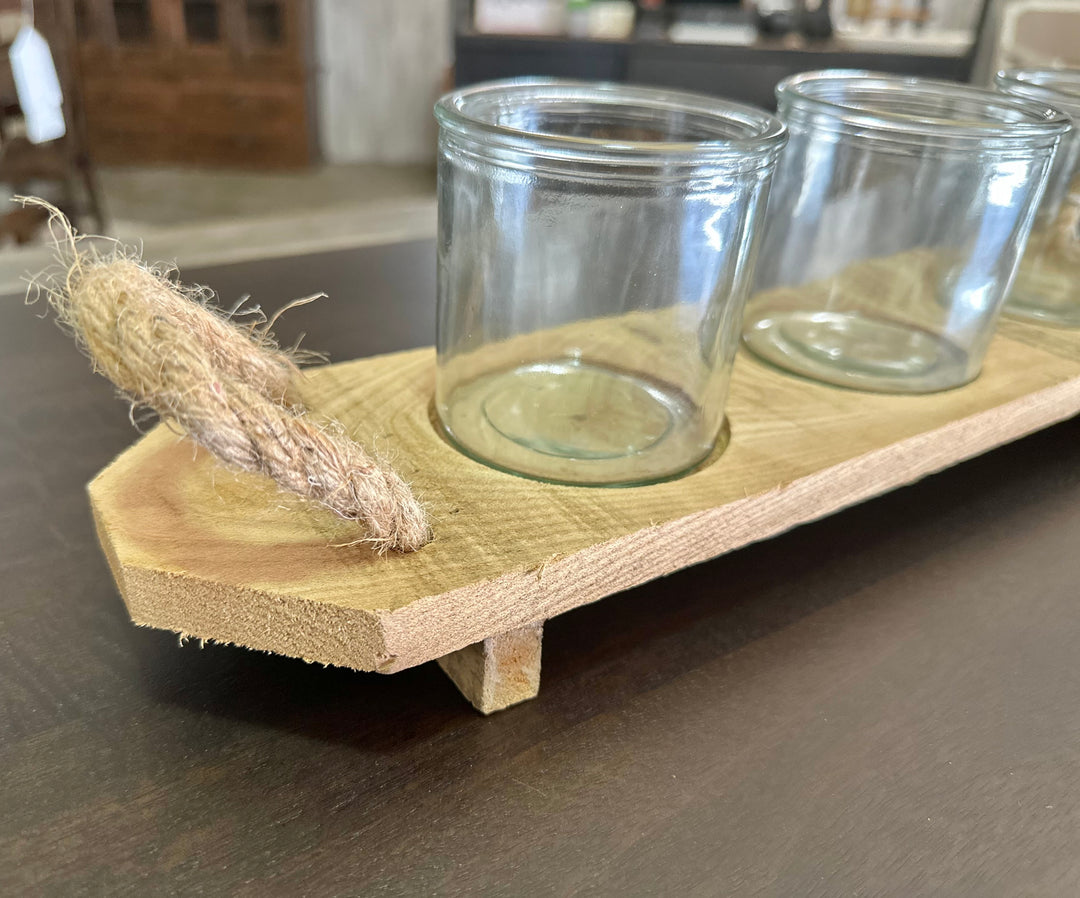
[26,200,431,553]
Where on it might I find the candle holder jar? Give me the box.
[434,80,786,485]
[743,70,1069,393]
[996,69,1080,327]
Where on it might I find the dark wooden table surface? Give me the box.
[4,239,1080,896]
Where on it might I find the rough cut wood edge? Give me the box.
[377,373,1080,670]
[89,369,1080,675]
[436,622,544,714]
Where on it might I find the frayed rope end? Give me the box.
[23,198,432,553]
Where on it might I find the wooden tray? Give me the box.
[89,318,1080,713]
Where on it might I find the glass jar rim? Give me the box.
[435,78,787,165]
[777,69,1070,146]
[996,68,1080,119]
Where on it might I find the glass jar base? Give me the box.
[743,310,972,393]
[1004,297,1080,329]
[438,359,721,486]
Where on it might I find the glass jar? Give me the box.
[743,70,1069,393]
[434,80,786,485]
[996,69,1080,327]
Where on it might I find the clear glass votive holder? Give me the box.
[743,69,1069,393]
[434,79,786,485]
[996,69,1080,327]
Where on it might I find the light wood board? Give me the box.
[89,319,1080,675]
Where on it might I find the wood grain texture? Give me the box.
[78,0,312,168]
[10,243,1080,895]
[437,621,543,714]
[87,318,1080,676]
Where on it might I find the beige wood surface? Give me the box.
[437,622,544,714]
[89,319,1080,675]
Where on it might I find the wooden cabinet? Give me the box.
[75,0,313,167]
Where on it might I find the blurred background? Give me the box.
[0,0,1074,291]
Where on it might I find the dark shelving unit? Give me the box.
[456,2,992,109]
